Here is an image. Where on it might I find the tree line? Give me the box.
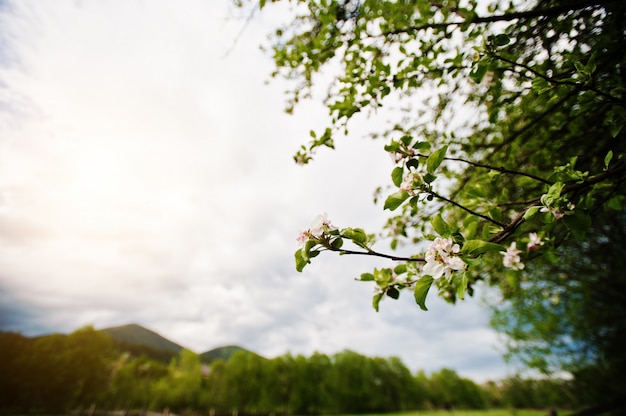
[1,326,582,415]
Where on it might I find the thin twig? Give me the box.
[445,156,552,184]
[428,190,508,227]
[327,247,425,262]
[221,4,257,58]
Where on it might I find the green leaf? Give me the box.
[384,190,410,211]
[431,214,450,237]
[406,158,419,170]
[464,221,478,240]
[330,237,344,249]
[563,210,592,240]
[259,0,266,9]
[426,145,448,174]
[461,240,504,256]
[359,272,375,281]
[394,264,407,275]
[343,228,367,244]
[548,181,565,199]
[295,249,309,272]
[610,124,623,138]
[303,239,317,259]
[466,186,486,199]
[531,77,552,95]
[456,272,468,300]
[400,134,413,146]
[470,63,488,83]
[524,206,542,220]
[606,195,625,210]
[384,142,400,152]
[413,141,431,150]
[604,150,613,169]
[372,292,383,312]
[492,33,510,46]
[391,166,404,187]
[386,286,400,299]
[489,206,503,222]
[423,173,437,183]
[414,276,434,311]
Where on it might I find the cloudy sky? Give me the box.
[0,0,511,382]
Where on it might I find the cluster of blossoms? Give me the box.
[399,169,423,196]
[389,146,416,165]
[502,242,524,270]
[297,213,336,245]
[422,237,466,279]
[293,150,312,166]
[502,233,545,270]
[297,215,545,284]
[390,151,405,164]
[540,202,575,220]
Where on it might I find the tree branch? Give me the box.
[383,0,617,36]
[428,190,508,227]
[493,53,623,103]
[325,246,425,262]
[444,156,552,184]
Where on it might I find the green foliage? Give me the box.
[244,0,626,411]
[413,275,434,311]
[0,326,115,414]
[1,327,585,414]
[276,0,626,321]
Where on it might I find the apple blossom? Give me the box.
[399,169,422,196]
[540,202,575,220]
[422,237,466,279]
[503,242,524,270]
[296,232,308,246]
[308,212,335,238]
[297,213,337,246]
[527,233,543,251]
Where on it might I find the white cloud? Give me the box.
[0,0,511,382]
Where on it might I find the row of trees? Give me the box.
[0,326,115,413]
[240,0,626,413]
[1,326,580,415]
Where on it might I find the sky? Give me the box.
[0,0,512,382]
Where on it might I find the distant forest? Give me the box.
[1,326,583,415]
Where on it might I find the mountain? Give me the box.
[99,323,258,364]
[200,345,257,362]
[101,323,184,353]
[100,323,184,362]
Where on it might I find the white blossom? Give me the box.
[540,203,575,220]
[422,237,465,279]
[399,169,422,195]
[527,232,543,251]
[308,212,335,238]
[297,213,337,246]
[502,242,524,270]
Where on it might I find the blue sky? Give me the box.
[0,0,512,382]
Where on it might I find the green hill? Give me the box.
[99,323,257,364]
[100,323,185,362]
[200,345,257,362]
[101,323,184,353]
